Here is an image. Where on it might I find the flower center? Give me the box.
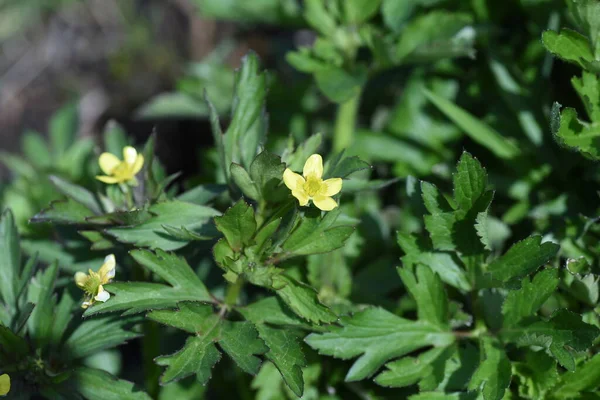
[304,175,322,197]
[83,272,102,295]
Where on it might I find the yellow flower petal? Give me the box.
[74,272,88,288]
[320,178,343,196]
[98,153,121,175]
[0,374,10,396]
[283,169,305,191]
[123,146,138,165]
[303,154,323,179]
[131,154,144,175]
[98,254,116,282]
[313,195,338,211]
[96,175,121,184]
[292,189,310,206]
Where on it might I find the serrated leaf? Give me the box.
[325,155,371,179]
[49,175,103,214]
[374,347,448,388]
[85,250,212,316]
[542,28,594,69]
[468,337,511,400]
[255,325,306,397]
[425,90,520,159]
[249,151,286,201]
[107,201,220,251]
[402,251,471,291]
[513,350,559,400]
[214,200,256,252]
[572,71,600,122]
[487,236,559,282]
[149,303,267,383]
[501,310,600,371]
[551,103,600,160]
[239,296,308,328]
[274,275,337,324]
[453,152,487,215]
[553,353,600,398]
[305,307,455,381]
[72,367,151,400]
[399,265,449,328]
[502,269,560,327]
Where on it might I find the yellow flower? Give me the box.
[96,146,144,185]
[75,254,116,309]
[283,154,342,211]
[0,374,9,396]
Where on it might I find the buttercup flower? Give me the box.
[283,154,342,211]
[0,374,9,396]
[96,146,144,185]
[75,254,116,309]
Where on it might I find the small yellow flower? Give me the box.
[0,374,9,396]
[75,254,116,309]
[96,146,144,185]
[283,154,342,211]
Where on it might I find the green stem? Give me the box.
[333,91,361,153]
[119,183,134,210]
[224,278,245,308]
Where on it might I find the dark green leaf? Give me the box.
[0,210,20,309]
[274,275,337,324]
[314,66,368,104]
[399,265,448,328]
[487,236,559,282]
[468,338,511,400]
[214,200,257,252]
[72,367,151,400]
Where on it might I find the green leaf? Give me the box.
[85,250,212,316]
[49,103,78,158]
[281,133,323,172]
[398,265,448,328]
[542,28,594,69]
[395,12,475,63]
[274,275,337,324]
[22,131,51,168]
[569,0,600,59]
[502,310,599,371]
[214,200,257,252]
[551,103,600,160]
[72,367,151,400]
[305,307,455,381]
[343,0,381,23]
[487,236,559,282]
[0,324,29,360]
[136,93,207,119]
[231,163,260,200]
[31,198,97,225]
[49,175,102,214]
[225,52,268,170]
[239,296,308,328]
[325,154,371,179]
[409,393,476,400]
[103,120,129,156]
[254,325,306,397]
[65,316,140,360]
[374,347,449,388]
[249,151,286,201]
[572,71,600,122]
[0,210,20,309]
[402,252,471,291]
[27,261,58,348]
[303,0,337,36]
[177,184,227,205]
[149,303,268,383]
[553,353,600,398]
[425,90,521,159]
[468,337,511,400]
[314,66,368,104]
[382,0,417,31]
[502,269,560,327]
[513,350,559,400]
[107,201,220,251]
[453,152,487,215]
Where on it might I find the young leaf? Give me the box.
[453,152,487,215]
[214,200,257,252]
[468,338,511,400]
[553,353,600,398]
[374,347,448,388]
[542,28,594,69]
[249,151,286,201]
[513,350,559,399]
[305,307,455,381]
[398,265,449,328]
[231,163,260,200]
[502,269,560,327]
[85,250,212,316]
[487,236,559,282]
[402,252,471,292]
[551,103,600,160]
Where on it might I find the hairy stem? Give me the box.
[224,278,245,308]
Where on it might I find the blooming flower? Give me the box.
[283,154,343,211]
[96,146,144,185]
[0,374,9,396]
[75,254,116,309]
